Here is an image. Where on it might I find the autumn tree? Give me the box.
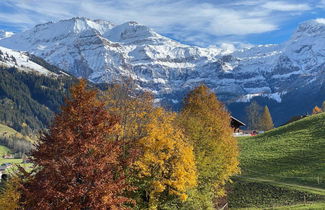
[101,81,197,209]
[20,80,135,209]
[0,176,21,210]
[101,80,154,143]
[133,108,197,210]
[178,85,239,209]
[260,106,274,131]
[246,101,262,130]
[312,106,322,115]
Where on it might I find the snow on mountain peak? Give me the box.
[0,17,325,105]
[294,19,325,39]
[0,46,58,76]
[43,17,114,36]
[103,21,166,44]
[285,19,325,70]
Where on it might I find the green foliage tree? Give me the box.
[246,101,262,130]
[260,106,274,131]
[178,85,240,209]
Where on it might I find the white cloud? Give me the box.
[262,1,311,11]
[206,9,277,35]
[213,41,254,52]
[76,1,278,36]
[315,18,325,24]
[0,0,315,46]
[220,43,237,53]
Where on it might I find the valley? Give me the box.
[0,15,324,210]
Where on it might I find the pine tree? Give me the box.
[178,85,239,209]
[260,106,274,131]
[20,80,135,209]
[246,101,262,130]
[133,108,197,209]
[312,106,322,115]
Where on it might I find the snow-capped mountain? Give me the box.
[0,17,325,124]
[0,46,68,77]
[0,18,227,97]
[224,19,325,103]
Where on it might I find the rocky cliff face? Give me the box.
[1,17,325,124]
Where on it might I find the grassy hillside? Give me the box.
[0,123,33,142]
[229,113,325,209]
[0,123,18,135]
[239,112,325,188]
[228,178,324,209]
[0,145,10,156]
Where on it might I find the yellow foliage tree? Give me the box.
[101,82,196,209]
[0,177,21,210]
[260,106,274,131]
[178,85,240,209]
[101,81,154,142]
[133,108,197,209]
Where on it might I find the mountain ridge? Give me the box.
[1,17,325,125]
[0,46,76,134]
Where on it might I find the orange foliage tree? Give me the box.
[21,80,135,209]
[312,106,322,115]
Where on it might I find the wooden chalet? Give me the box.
[230,116,246,132]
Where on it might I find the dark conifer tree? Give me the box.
[246,101,262,130]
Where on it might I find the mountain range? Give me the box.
[0,17,325,125]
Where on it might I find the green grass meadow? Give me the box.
[229,113,325,209]
[0,123,20,136]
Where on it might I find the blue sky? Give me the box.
[0,0,325,48]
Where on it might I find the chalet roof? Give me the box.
[231,116,246,126]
